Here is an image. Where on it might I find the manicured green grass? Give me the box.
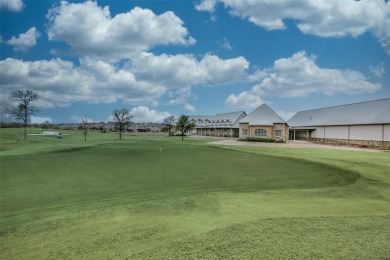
[1,128,389,259]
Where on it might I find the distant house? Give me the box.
[188,111,247,137]
[129,123,148,132]
[92,123,106,131]
[239,104,289,141]
[146,123,164,133]
[128,123,164,133]
[105,122,116,131]
[287,98,390,149]
[58,123,79,130]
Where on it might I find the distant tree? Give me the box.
[4,89,39,140]
[40,120,53,129]
[163,115,176,136]
[81,115,89,142]
[112,108,133,140]
[176,114,195,141]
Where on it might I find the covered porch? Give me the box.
[289,128,314,141]
[195,128,239,137]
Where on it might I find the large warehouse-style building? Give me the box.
[287,98,390,149]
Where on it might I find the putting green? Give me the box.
[1,141,359,215]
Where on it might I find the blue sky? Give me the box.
[1,0,389,123]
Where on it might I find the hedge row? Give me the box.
[238,137,285,143]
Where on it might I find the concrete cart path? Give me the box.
[207,139,381,152]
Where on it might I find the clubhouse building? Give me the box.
[188,103,289,141]
[187,98,390,149]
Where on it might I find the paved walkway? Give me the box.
[205,138,380,152]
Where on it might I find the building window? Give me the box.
[242,129,248,136]
[275,130,282,137]
[255,129,266,137]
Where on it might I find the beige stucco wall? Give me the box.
[309,124,390,149]
[311,124,390,141]
[324,126,349,139]
[384,125,390,141]
[350,125,384,141]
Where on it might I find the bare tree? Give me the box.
[112,108,133,140]
[176,114,195,141]
[4,89,38,140]
[81,115,89,142]
[163,115,176,136]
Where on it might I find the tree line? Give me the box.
[3,89,195,141]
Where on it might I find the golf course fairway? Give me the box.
[1,129,389,259]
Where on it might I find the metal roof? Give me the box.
[288,98,390,127]
[239,103,286,126]
[188,111,246,128]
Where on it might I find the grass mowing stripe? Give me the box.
[134,215,390,259]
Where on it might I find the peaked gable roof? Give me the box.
[240,103,286,126]
[188,111,246,128]
[288,98,390,127]
[214,111,247,127]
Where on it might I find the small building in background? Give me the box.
[127,122,164,133]
[239,103,289,142]
[287,98,390,149]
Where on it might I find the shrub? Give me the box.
[238,137,285,143]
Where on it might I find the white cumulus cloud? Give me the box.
[184,103,196,112]
[369,62,386,78]
[252,51,381,97]
[0,58,166,108]
[373,12,390,55]
[131,52,249,88]
[47,1,195,61]
[0,52,249,110]
[225,51,381,110]
[130,106,172,123]
[217,37,233,51]
[225,91,264,110]
[30,116,52,124]
[195,0,390,54]
[0,0,24,12]
[195,0,217,12]
[6,27,40,51]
